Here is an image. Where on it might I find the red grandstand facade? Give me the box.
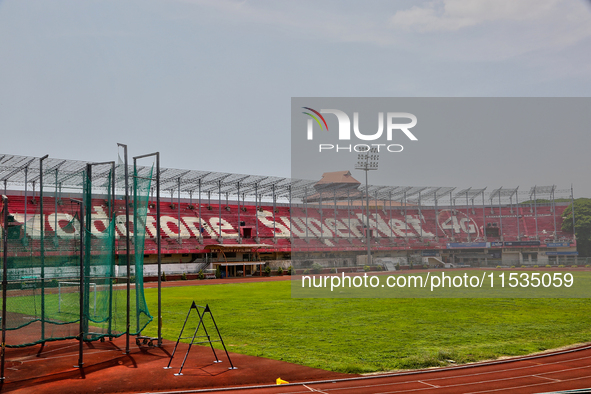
[0,154,579,276]
[2,193,577,271]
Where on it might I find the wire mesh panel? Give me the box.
[0,163,156,347]
[1,170,84,347]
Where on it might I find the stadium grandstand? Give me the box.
[0,153,579,279]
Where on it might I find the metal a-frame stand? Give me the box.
[164,302,236,376]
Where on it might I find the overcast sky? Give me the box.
[1,0,590,197]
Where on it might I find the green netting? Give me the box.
[0,169,85,347]
[0,164,153,347]
[81,169,120,341]
[132,164,153,335]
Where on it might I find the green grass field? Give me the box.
[140,278,591,373]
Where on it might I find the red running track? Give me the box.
[157,345,591,394]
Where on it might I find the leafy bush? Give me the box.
[496,266,502,268]
[558,265,565,268]
[571,265,578,268]
[546,265,552,268]
[311,263,323,274]
[216,266,221,279]
[264,266,272,276]
[586,264,590,268]
[277,267,283,275]
[130,275,135,283]
[287,266,292,275]
[303,269,310,275]
[161,272,167,282]
[510,266,515,268]
[363,265,370,272]
[533,265,539,268]
[181,272,187,280]
[198,270,205,280]
[329,268,337,273]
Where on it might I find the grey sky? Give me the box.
[1,0,590,195]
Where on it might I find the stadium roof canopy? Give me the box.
[0,153,571,203]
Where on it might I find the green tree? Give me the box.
[562,198,591,257]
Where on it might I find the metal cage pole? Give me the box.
[72,198,84,369]
[134,169,140,333]
[118,144,131,354]
[109,162,115,338]
[39,154,48,343]
[1,196,8,381]
[83,165,93,343]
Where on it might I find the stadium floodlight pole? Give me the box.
[1,195,8,382]
[133,151,161,347]
[70,198,84,369]
[355,147,379,267]
[117,143,131,354]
